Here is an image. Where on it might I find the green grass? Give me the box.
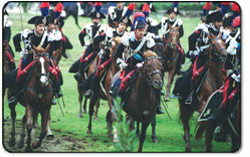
[3,12,232,152]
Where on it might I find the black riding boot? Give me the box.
[74,61,85,81]
[62,51,68,59]
[109,79,121,98]
[185,79,195,104]
[85,74,98,98]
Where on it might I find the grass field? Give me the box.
[3,11,232,152]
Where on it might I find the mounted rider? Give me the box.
[108,2,129,28]
[160,7,185,70]
[5,2,62,105]
[4,8,16,70]
[109,13,163,114]
[73,2,106,81]
[80,4,135,98]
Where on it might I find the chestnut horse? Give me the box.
[179,33,227,152]
[162,25,182,101]
[8,46,54,151]
[111,51,164,152]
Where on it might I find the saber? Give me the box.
[56,97,65,117]
[161,99,172,120]
[60,88,66,107]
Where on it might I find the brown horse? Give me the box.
[85,38,120,137]
[179,33,227,152]
[3,41,10,97]
[162,25,182,101]
[111,51,164,152]
[8,45,54,151]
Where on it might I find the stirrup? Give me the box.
[74,72,82,81]
[8,96,17,105]
[85,89,93,98]
[185,96,192,104]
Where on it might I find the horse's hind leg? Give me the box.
[17,115,26,149]
[180,103,192,152]
[94,100,100,121]
[32,106,50,149]
[87,96,98,134]
[8,102,17,147]
[25,105,33,152]
[106,110,112,138]
[136,121,140,137]
[138,121,150,152]
[78,92,83,118]
[151,113,158,143]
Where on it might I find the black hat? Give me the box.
[135,20,146,29]
[118,16,132,26]
[139,2,156,12]
[223,16,233,27]
[211,11,223,22]
[89,12,106,19]
[28,16,47,25]
[46,15,56,25]
[166,7,180,15]
[4,9,8,16]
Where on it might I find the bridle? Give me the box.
[166,28,179,50]
[209,36,227,64]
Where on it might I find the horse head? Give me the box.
[208,33,227,64]
[33,45,51,87]
[140,50,164,90]
[166,25,180,51]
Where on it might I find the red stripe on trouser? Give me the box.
[80,50,86,63]
[228,88,237,100]
[6,51,15,63]
[119,70,135,93]
[83,52,93,62]
[16,60,35,82]
[192,57,205,80]
[222,78,230,108]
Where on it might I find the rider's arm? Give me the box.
[93,33,106,48]
[179,25,184,38]
[188,29,201,51]
[13,33,22,52]
[78,28,87,47]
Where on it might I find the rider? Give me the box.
[110,13,163,114]
[160,7,185,71]
[74,2,106,81]
[81,4,134,98]
[108,2,127,28]
[4,8,15,70]
[185,11,224,104]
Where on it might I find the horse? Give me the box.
[162,25,182,101]
[111,50,164,152]
[8,45,54,151]
[179,33,227,152]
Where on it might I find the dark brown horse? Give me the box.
[111,51,164,152]
[8,45,54,151]
[85,38,120,137]
[162,25,182,101]
[179,33,227,152]
[3,41,10,97]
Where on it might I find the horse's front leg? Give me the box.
[32,105,51,149]
[8,101,17,147]
[94,100,100,121]
[25,104,33,152]
[78,91,84,118]
[165,67,176,101]
[87,96,98,134]
[17,115,26,149]
[46,114,54,139]
[138,120,150,152]
[151,113,158,143]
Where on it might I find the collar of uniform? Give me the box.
[34,29,43,37]
[116,7,123,11]
[116,28,124,36]
[169,18,176,22]
[210,24,219,32]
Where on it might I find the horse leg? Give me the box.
[83,97,88,114]
[151,113,158,143]
[94,100,100,121]
[32,106,50,149]
[78,93,83,118]
[165,68,175,101]
[205,121,216,152]
[87,96,97,134]
[46,114,54,139]
[136,121,140,137]
[180,103,192,152]
[138,121,150,152]
[17,115,26,149]
[106,110,112,138]
[8,101,17,147]
[25,105,33,152]
[31,111,38,136]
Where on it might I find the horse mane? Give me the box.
[143,50,158,58]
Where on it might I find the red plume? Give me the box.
[142,3,150,12]
[127,3,135,11]
[54,3,63,12]
[95,2,102,6]
[40,2,50,9]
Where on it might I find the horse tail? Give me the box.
[195,122,206,140]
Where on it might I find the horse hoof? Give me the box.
[46,134,54,140]
[8,137,16,147]
[25,146,33,152]
[152,137,159,143]
[164,96,170,102]
[17,140,24,149]
[32,141,41,149]
[78,114,83,118]
[87,130,92,135]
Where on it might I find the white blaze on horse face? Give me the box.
[39,57,48,86]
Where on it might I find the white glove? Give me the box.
[226,45,237,55]
[48,32,55,42]
[117,58,127,69]
[20,50,28,58]
[136,62,143,68]
[189,47,200,56]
